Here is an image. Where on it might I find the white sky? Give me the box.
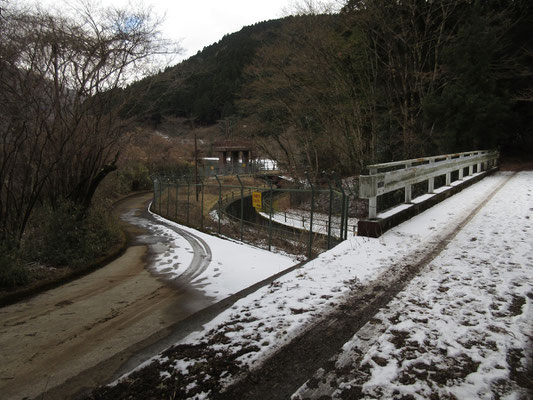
[160,0,291,60]
[24,0,293,62]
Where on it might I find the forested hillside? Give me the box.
[125,0,532,177]
[241,0,533,175]
[120,18,287,126]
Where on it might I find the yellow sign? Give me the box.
[252,192,262,209]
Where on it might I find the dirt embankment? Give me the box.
[0,193,212,400]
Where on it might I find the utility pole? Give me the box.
[195,132,199,201]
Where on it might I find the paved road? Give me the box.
[0,193,214,400]
[296,172,533,399]
[218,172,521,400]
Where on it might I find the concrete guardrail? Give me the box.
[358,150,500,236]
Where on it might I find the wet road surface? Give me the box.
[0,193,215,400]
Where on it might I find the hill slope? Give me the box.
[121,17,292,126]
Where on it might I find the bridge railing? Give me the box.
[359,150,499,219]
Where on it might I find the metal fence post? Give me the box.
[166,178,170,217]
[236,175,244,242]
[152,176,158,213]
[186,178,190,225]
[324,172,333,249]
[268,178,273,252]
[215,175,222,234]
[344,195,349,240]
[159,177,163,214]
[175,182,179,220]
[334,174,346,239]
[200,177,205,229]
[305,171,314,259]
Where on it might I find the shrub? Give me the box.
[0,242,29,289]
[117,163,152,192]
[23,201,121,268]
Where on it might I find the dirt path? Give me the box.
[0,193,214,400]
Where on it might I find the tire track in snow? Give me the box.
[122,201,212,284]
[218,172,517,400]
[293,171,520,400]
[147,205,213,283]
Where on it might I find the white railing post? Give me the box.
[368,167,377,219]
[445,156,451,186]
[405,162,412,203]
[369,197,377,219]
[428,159,435,193]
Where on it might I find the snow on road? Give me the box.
[102,171,531,400]
[294,171,533,399]
[150,212,298,301]
[122,206,297,301]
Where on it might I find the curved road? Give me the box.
[121,198,213,283]
[148,206,213,283]
[0,193,215,400]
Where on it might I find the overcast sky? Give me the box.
[161,0,291,60]
[24,0,292,62]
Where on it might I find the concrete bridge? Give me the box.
[358,150,499,237]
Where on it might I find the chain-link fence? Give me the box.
[151,174,357,258]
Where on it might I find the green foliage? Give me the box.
[0,242,28,289]
[23,202,121,269]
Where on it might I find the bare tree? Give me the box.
[240,11,379,178]
[0,2,180,243]
[344,0,468,158]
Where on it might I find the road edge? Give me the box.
[0,191,152,308]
